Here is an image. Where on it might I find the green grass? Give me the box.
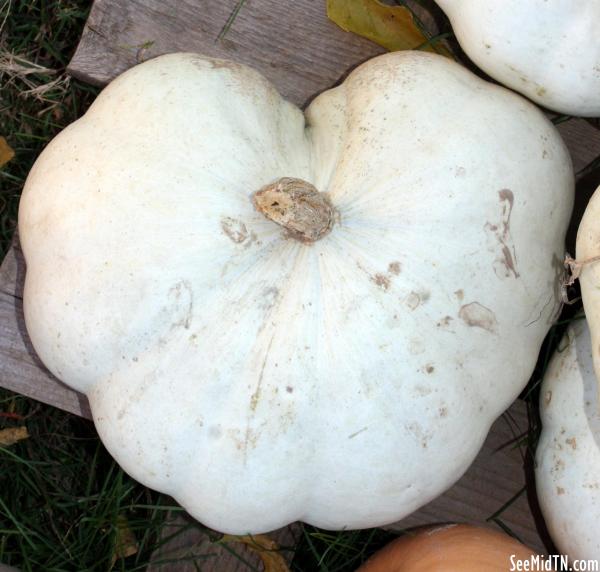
[0,0,99,257]
[0,391,171,570]
[1,0,600,570]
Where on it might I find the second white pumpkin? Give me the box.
[436,0,600,116]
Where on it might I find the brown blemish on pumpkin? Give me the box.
[286,386,294,393]
[583,482,600,489]
[484,190,520,279]
[439,406,448,418]
[551,458,566,475]
[221,217,250,243]
[405,291,421,310]
[454,289,464,301]
[425,364,435,374]
[414,385,432,396]
[458,302,498,333]
[437,316,453,328]
[566,437,577,450]
[244,231,258,248]
[405,422,432,449]
[358,260,401,293]
[372,273,390,290]
[544,390,552,405]
[250,378,264,412]
[556,487,565,495]
[260,286,279,310]
[169,280,194,330]
[243,335,275,462]
[348,426,369,439]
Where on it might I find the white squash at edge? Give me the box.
[435,0,600,117]
[19,51,574,534]
[578,185,600,403]
[536,319,600,561]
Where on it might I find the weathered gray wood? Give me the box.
[148,520,300,571]
[67,0,386,107]
[0,237,91,419]
[557,118,600,175]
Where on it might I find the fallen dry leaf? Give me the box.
[0,426,29,446]
[110,514,138,567]
[222,533,290,572]
[327,0,450,55]
[0,137,15,168]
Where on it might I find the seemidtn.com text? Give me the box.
[510,554,599,571]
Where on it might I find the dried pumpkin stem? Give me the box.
[564,253,600,286]
[252,177,334,242]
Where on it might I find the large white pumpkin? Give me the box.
[536,319,600,561]
[435,0,600,116]
[19,51,573,534]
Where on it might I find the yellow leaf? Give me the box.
[327,0,450,55]
[222,534,290,572]
[0,426,29,446]
[111,514,138,567]
[0,137,15,168]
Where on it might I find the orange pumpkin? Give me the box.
[357,524,538,571]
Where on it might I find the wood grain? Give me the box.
[148,520,300,572]
[557,118,600,175]
[67,0,386,107]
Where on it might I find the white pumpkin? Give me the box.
[535,319,600,561]
[578,185,600,383]
[19,51,573,534]
[435,0,600,117]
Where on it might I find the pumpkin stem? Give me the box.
[252,177,334,242]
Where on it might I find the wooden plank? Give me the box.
[148,520,300,571]
[557,118,600,175]
[0,236,91,419]
[67,0,386,107]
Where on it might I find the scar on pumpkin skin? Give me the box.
[369,262,403,291]
[458,302,497,333]
[221,217,249,243]
[484,189,519,279]
[372,273,390,290]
